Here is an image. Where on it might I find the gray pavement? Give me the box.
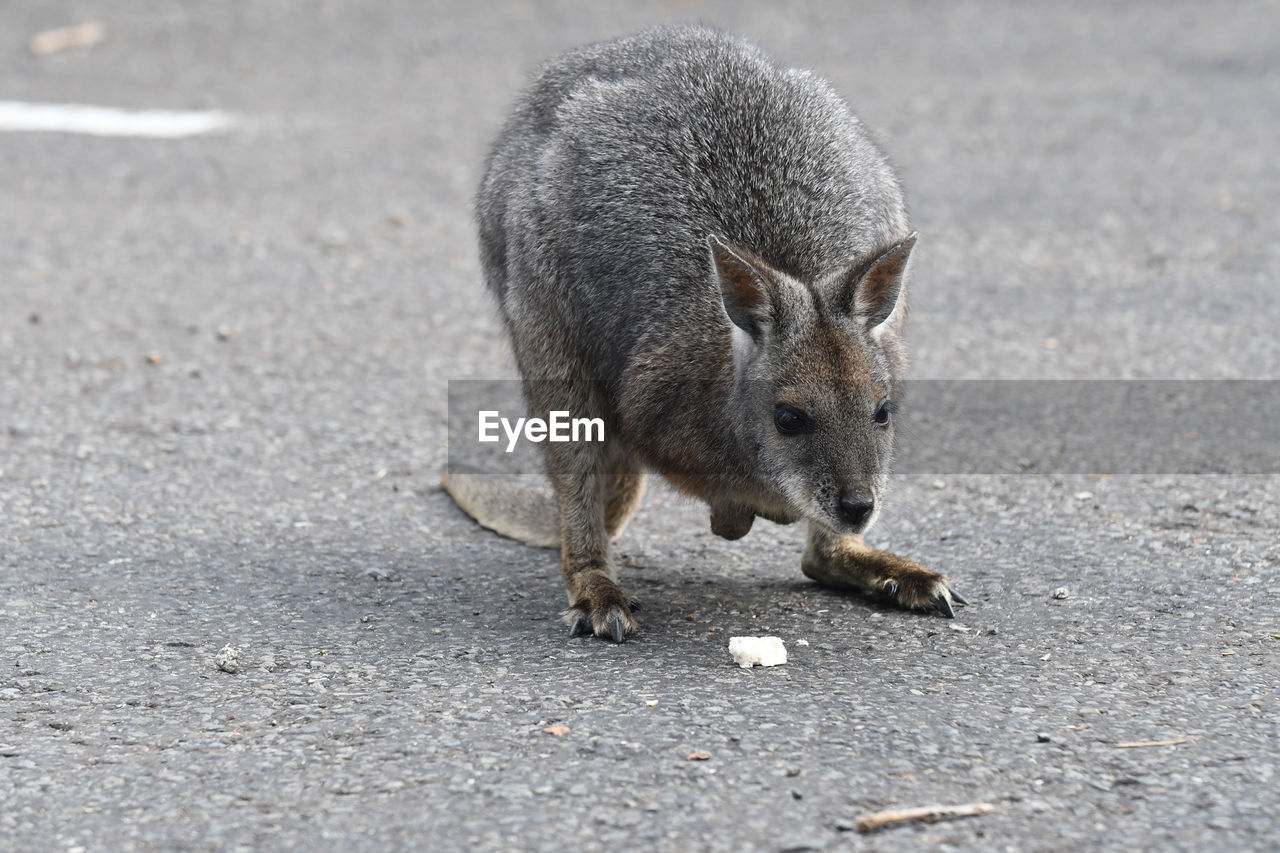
[2,1,1278,850]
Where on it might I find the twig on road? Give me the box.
[30,22,106,56]
[1116,737,1188,748]
[855,802,995,833]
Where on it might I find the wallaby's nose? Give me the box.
[838,492,875,528]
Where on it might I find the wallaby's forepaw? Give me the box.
[873,562,967,618]
[563,578,639,643]
[803,540,968,619]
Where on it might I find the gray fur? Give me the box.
[461,25,962,640]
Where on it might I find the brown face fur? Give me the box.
[716,235,914,534]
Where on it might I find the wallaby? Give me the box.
[443,24,965,642]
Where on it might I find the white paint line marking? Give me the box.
[0,101,235,138]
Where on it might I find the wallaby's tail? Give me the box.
[440,466,561,549]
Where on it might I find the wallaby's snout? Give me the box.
[837,490,876,531]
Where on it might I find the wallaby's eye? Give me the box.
[874,399,897,427]
[774,404,811,436]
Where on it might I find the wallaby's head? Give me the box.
[710,232,916,535]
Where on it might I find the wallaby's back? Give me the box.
[476,25,908,383]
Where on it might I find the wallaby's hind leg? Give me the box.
[548,444,640,642]
[603,458,646,541]
[801,524,966,617]
[526,380,638,642]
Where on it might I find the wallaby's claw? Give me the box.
[862,562,964,619]
[563,598,638,643]
[607,612,627,643]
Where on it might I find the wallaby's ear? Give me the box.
[708,235,775,342]
[837,232,917,332]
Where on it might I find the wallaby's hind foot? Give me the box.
[802,525,967,618]
[563,571,640,643]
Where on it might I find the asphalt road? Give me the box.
[2,1,1278,850]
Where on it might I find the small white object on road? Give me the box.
[729,636,787,669]
[0,101,236,138]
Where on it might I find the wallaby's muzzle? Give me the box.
[837,491,875,531]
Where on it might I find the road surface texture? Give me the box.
[2,1,1277,850]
